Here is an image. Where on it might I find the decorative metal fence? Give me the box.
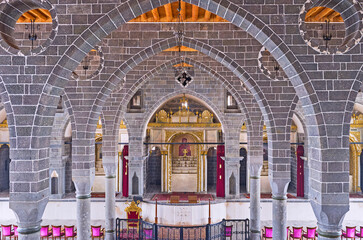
[116,218,249,240]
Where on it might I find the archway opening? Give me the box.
[145,93,222,194]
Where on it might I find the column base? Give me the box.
[17,227,41,240]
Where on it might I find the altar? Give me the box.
[147,94,221,193]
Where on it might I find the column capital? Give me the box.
[72,168,95,196]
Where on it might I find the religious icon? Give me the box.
[179,138,191,156]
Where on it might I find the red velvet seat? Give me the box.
[40,225,52,239]
[290,226,303,239]
[1,225,14,240]
[51,225,64,239]
[262,226,289,239]
[64,225,77,239]
[342,226,356,239]
[356,226,363,239]
[91,225,104,240]
[303,227,317,239]
[225,225,233,239]
[125,201,142,231]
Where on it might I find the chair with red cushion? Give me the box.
[12,226,18,240]
[342,226,356,239]
[64,226,77,239]
[262,226,290,239]
[125,201,142,231]
[356,226,363,239]
[40,225,52,239]
[91,225,104,240]
[262,227,272,239]
[303,227,317,239]
[290,226,303,239]
[51,225,64,239]
[225,225,233,239]
[143,228,153,240]
[1,225,14,240]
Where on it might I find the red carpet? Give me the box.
[151,193,214,201]
[91,192,119,198]
[243,193,297,199]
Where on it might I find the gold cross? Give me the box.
[183,148,188,156]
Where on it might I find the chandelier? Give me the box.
[175,0,193,88]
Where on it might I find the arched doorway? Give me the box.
[0,144,10,192]
[146,147,162,193]
[239,147,247,193]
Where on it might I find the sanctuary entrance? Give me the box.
[145,94,222,194]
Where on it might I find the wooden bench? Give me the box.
[188,195,199,203]
[169,195,180,203]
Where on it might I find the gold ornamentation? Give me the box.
[124,200,142,216]
[349,132,361,192]
[0,119,8,128]
[148,122,221,128]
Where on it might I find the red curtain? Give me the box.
[296,145,304,197]
[216,145,225,197]
[122,145,129,197]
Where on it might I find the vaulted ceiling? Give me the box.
[305,7,343,22]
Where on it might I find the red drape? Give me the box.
[216,145,225,197]
[122,145,129,197]
[296,145,304,197]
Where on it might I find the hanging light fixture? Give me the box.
[323,19,332,50]
[175,0,192,87]
[273,60,280,77]
[82,56,90,76]
[28,19,37,50]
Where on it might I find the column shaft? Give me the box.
[250,176,261,240]
[77,196,91,240]
[272,197,287,240]
[105,176,116,240]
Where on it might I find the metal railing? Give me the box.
[116,218,249,240]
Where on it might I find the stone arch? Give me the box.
[113,56,253,136]
[46,0,319,144]
[141,90,226,140]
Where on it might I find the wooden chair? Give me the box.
[12,226,17,240]
[169,195,180,203]
[303,227,317,239]
[224,225,233,240]
[342,226,356,239]
[124,201,142,232]
[40,225,52,239]
[262,226,290,239]
[289,227,303,239]
[1,225,14,240]
[188,195,199,203]
[51,225,64,239]
[64,226,77,240]
[356,226,363,239]
[91,226,104,240]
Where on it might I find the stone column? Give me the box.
[310,149,349,240]
[269,141,291,240]
[73,170,95,240]
[249,161,262,240]
[10,148,50,240]
[223,157,241,198]
[103,158,117,240]
[271,179,289,240]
